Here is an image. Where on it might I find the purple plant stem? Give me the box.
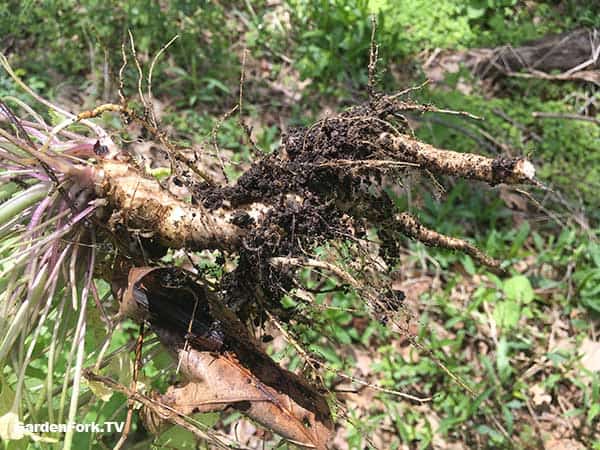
[28,195,52,231]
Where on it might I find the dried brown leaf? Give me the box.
[118,266,333,449]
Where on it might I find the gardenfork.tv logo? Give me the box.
[0,413,126,441]
[19,421,126,434]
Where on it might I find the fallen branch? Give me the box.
[425,28,600,86]
[532,111,600,125]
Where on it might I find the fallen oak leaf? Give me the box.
[151,334,332,449]
[118,266,333,449]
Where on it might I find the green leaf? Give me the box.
[156,423,197,448]
[590,242,600,267]
[509,223,530,256]
[476,424,504,442]
[147,166,171,181]
[0,377,24,441]
[466,6,486,19]
[0,184,48,227]
[200,412,220,427]
[496,337,511,381]
[493,300,521,330]
[48,109,67,127]
[85,378,113,402]
[588,403,600,425]
[462,255,476,275]
[503,275,534,304]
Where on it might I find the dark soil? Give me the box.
[185,94,422,322]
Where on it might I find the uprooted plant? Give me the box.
[0,44,537,449]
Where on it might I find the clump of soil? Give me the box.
[191,95,420,321]
[221,196,348,321]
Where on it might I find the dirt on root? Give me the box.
[185,96,423,321]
